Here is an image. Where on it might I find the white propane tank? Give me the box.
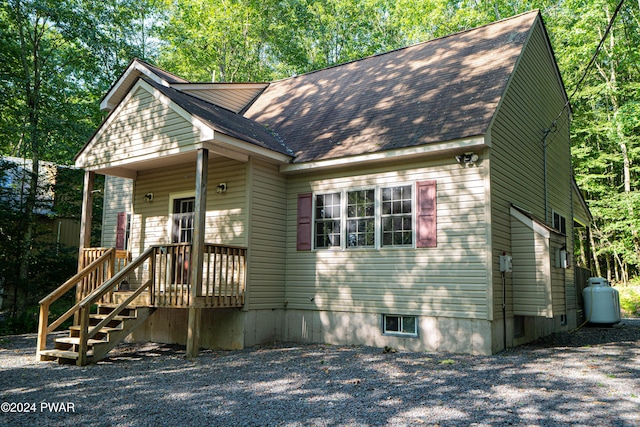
[582,277,621,324]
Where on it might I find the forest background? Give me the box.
[1,0,639,332]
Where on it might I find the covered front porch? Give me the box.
[35,63,292,364]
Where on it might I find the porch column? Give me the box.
[187,148,208,358]
[78,171,95,270]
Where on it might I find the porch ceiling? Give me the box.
[93,151,199,179]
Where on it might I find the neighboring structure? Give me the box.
[0,156,82,249]
[39,10,592,363]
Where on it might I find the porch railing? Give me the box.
[77,248,131,302]
[152,243,247,308]
[37,243,246,360]
[37,248,117,357]
[76,243,246,308]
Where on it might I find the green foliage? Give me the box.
[618,284,640,317]
[0,0,151,331]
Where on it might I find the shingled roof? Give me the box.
[145,79,293,156]
[244,11,539,163]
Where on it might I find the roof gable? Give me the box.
[245,11,539,163]
[77,79,210,176]
[77,78,292,176]
[146,80,292,157]
[100,58,189,111]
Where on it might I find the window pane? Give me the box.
[346,189,374,248]
[385,315,399,332]
[402,316,416,334]
[383,232,392,246]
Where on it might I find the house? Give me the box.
[0,156,82,247]
[37,10,592,365]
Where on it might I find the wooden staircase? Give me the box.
[39,304,156,365]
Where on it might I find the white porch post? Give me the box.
[78,171,95,269]
[187,148,208,358]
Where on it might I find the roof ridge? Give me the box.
[132,58,190,83]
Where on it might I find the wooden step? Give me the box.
[55,337,107,346]
[39,305,156,366]
[108,292,150,306]
[68,325,123,336]
[39,349,79,360]
[90,313,137,321]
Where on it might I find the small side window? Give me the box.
[383,314,418,336]
[552,210,566,234]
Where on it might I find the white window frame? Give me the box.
[313,183,415,251]
[382,314,418,337]
[168,191,195,243]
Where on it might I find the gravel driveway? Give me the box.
[1,320,638,427]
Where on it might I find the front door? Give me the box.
[172,198,195,284]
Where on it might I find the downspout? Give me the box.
[502,270,507,350]
[543,129,551,224]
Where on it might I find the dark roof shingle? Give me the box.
[244,11,538,163]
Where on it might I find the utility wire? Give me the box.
[547,0,626,132]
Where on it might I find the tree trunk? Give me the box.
[12,1,45,318]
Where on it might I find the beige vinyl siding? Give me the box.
[489,18,574,320]
[82,85,201,170]
[245,158,287,310]
[180,87,265,114]
[130,158,246,256]
[550,236,567,315]
[511,216,552,317]
[285,157,489,319]
[101,176,133,247]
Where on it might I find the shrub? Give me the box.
[618,285,640,318]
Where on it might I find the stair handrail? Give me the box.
[75,246,156,365]
[36,248,116,359]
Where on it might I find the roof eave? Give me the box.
[280,135,487,174]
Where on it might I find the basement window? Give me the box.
[383,314,417,336]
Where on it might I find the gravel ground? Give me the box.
[1,320,639,427]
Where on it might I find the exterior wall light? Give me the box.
[455,152,480,166]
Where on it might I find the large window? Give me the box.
[314,185,414,250]
[381,185,412,246]
[315,193,341,249]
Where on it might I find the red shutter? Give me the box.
[297,193,313,251]
[115,212,127,250]
[416,181,437,248]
